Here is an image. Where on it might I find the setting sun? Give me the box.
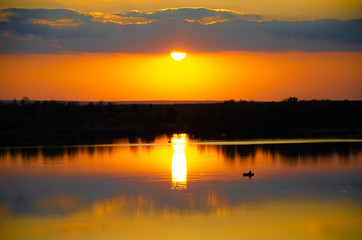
[0,2,361,240]
[171,51,186,61]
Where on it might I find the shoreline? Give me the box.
[1,127,361,147]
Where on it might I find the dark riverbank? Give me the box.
[1,98,361,146]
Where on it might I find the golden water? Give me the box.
[0,135,361,239]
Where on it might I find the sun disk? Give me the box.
[171,51,186,61]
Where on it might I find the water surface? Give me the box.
[0,136,361,239]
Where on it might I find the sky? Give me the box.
[0,0,361,101]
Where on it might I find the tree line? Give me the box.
[0,97,361,145]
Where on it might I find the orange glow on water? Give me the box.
[1,196,360,240]
[171,134,187,189]
[0,138,361,179]
[0,138,361,239]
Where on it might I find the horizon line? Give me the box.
[1,99,361,105]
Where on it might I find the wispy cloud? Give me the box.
[0,7,361,53]
[90,12,155,25]
[30,19,83,28]
[113,8,262,24]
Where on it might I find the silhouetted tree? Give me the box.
[0,99,361,146]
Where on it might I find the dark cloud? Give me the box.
[0,8,361,53]
[1,8,92,23]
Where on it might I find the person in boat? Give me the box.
[243,171,254,178]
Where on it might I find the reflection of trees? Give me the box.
[21,147,40,164]
[0,148,7,159]
[218,145,257,164]
[128,137,157,153]
[264,143,362,164]
[217,143,362,165]
[0,145,116,163]
[42,147,68,160]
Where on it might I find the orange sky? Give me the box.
[0,2,361,101]
[0,51,361,101]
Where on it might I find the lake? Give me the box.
[0,134,361,239]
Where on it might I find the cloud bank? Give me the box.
[0,7,361,53]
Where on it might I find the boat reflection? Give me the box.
[171,134,187,190]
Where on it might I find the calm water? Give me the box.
[0,135,361,239]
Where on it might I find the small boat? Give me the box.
[243,171,254,179]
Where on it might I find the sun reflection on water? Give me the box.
[171,134,187,190]
[1,137,362,239]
